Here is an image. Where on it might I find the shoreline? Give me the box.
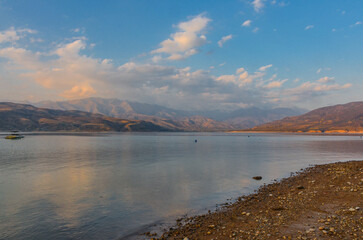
[152,161,362,239]
[227,130,363,136]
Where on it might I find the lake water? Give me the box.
[0,133,362,239]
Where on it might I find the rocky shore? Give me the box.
[150,161,362,239]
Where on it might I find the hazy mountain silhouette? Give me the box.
[35,98,305,131]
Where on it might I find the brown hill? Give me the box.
[249,102,363,133]
[0,102,174,132]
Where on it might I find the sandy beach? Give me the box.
[152,161,362,240]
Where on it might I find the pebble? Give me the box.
[158,162,363,240]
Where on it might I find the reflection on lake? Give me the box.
[0,133,362,239]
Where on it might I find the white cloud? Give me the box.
[305,25,314,30]
[0,32,355,110]
[236,67,245,74]
[264,79,287,89]
[316,68,322,74]
[218,34,232,47]
[252,27,259,33]
[152,15,211,60]
[151,55,163,63]
[317,76,335,84]
[0,27,36,43]
[242,20,252,27]
[284,81,351,97]
[251,0,265,13]
[259,64,272,71]
[351,21,362,27]
[61,83,96,98]
[0,39,113,98]
[216,75,237,84]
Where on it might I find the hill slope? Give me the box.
[249,102,363,133]
[0,102,173,132]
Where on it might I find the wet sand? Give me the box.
[150,161,362,239]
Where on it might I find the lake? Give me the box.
[0,133,362,239]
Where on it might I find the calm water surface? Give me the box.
[0,133,362,239]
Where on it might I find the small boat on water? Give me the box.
[5,131,24,140]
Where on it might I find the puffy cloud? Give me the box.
[236,67,245,74]
[305,25,314,30]
[251,0,265,12]
[242,20,252,27]
[0,39,115,98]
[264,79,287,89]
[0,47,42,70]
[317,76,335,84]
[60,83,96,98]
[0,32,355,110]
[216,67,265,88]
[216,75,236,84]
[218,34,232,47]
[152,15,211,60]
[0,27,36,43]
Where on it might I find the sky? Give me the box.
[0,0,362,111]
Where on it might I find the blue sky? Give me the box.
[0,0,362,110]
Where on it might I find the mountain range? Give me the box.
[0,102,171,132]
[249,102,363,133]
[2,100,362,133]
[35,98,305,131]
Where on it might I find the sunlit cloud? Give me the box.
[259,64,272,71]
[0,30,354,110]
[317,76,335,84]
[0,27,36,43]
[151,14,211,61]
[242,20,252,27]
[218,34,232,47]
[251,0,265,13]
[264,79,287,89]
